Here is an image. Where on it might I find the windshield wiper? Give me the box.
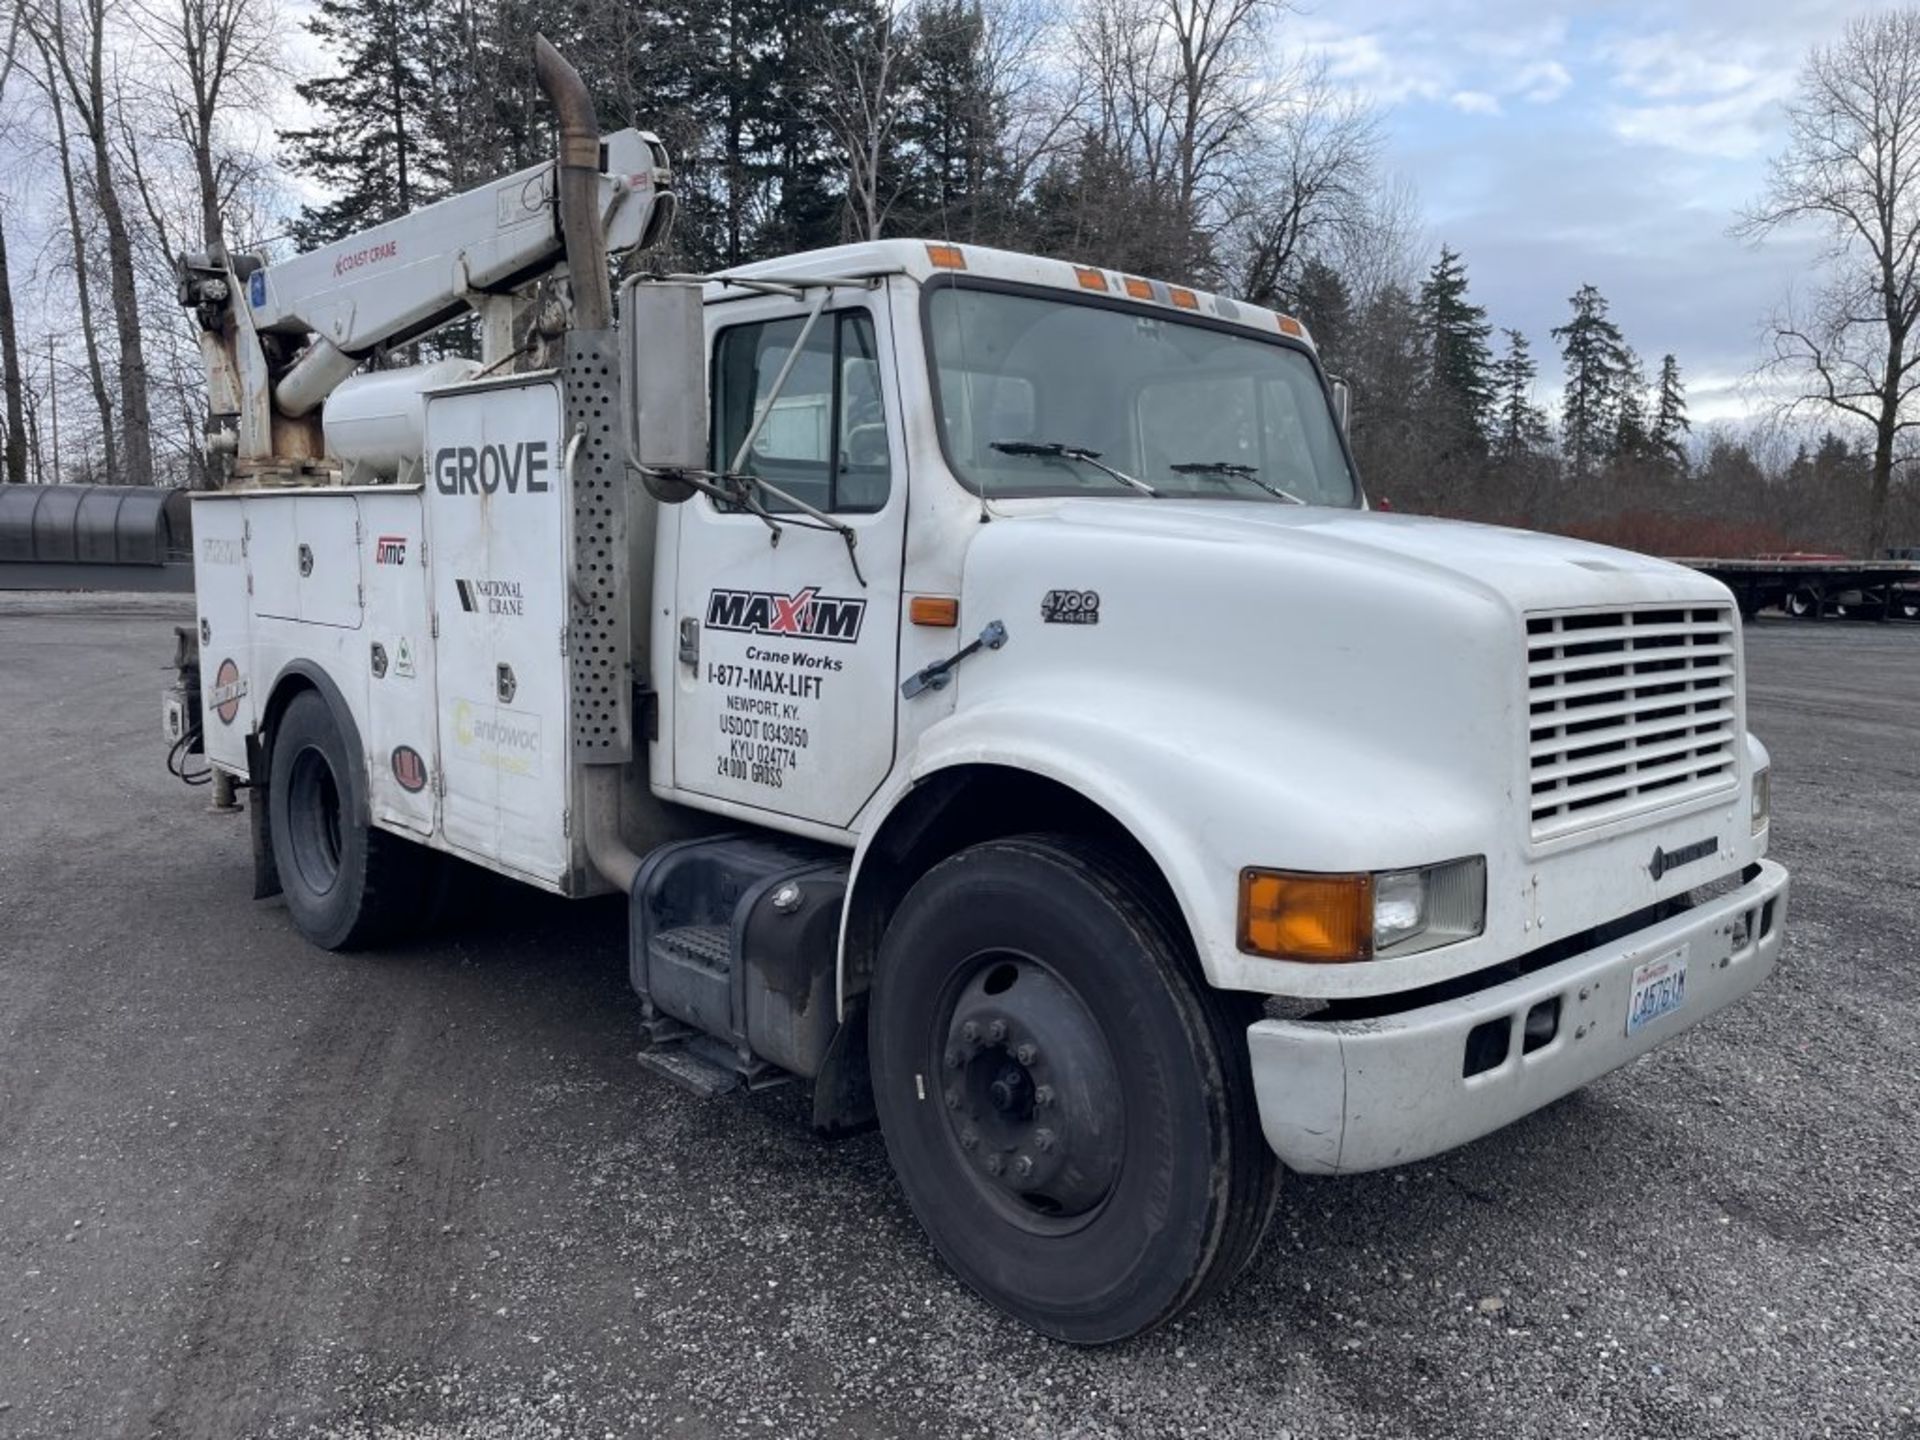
[1169,461,1306,505]
[991,440,1160,497]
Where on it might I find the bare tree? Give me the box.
[26,0,156,485]
[1233,61,1380,308]
[32,34,120,483]
[1741,10,1920,556]
[0,14,29,483]
[809,4,913,241]
[127,0,281,250]
[1071,0,1280,279]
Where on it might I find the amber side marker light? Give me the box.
[1074,266,1109,291]
[910,595,960,627]
[1239,869,1373,963]
[1276,314,1307,339]
[926,243,967,270]
[1122,276,1155,300]
[1169,286,1199,310]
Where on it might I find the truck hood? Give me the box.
[981,499,1721,613]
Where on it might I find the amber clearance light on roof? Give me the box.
[925,243,967,270]
[1276,314,1307,338]
[1122,276,1154,300]
[1073,266,1109,291]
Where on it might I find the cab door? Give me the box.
[669,292,906,828]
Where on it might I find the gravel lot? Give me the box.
[1,595,1915,1440]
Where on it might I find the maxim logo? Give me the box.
[705,587,867,644]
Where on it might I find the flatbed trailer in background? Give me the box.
[1670,555,1920,621]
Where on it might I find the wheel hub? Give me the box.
[939,957,1123,1221]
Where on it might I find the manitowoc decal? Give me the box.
[705,587,867,644]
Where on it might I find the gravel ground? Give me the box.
[0,596,1915,1439]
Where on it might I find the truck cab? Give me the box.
[170,62,1787,1346]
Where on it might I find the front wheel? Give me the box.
[869,835,1278,1343]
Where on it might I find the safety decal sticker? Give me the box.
[390,745,429,793]
[211,658,247,725]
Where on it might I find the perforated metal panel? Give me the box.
[564,330,632,762]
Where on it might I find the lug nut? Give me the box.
[987,1019,1007,1044]
[944,1048,963,1070]
[1012,1155,1033,1178]
[961,1021,979,1044]
[1035,1128,1056,1153]
[1034,1084,1055,1108]
[960,1127,978,1151]
[944,1087,961,1110]
[985,1154,1003,1175]
[1014,1042,1036,1066]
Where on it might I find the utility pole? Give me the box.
[46,332,57,484]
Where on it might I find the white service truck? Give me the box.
[166,41,1789,1343]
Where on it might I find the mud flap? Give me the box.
[811,999,876,1139]
[247,734,281,900]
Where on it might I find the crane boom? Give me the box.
[177,118,674,481]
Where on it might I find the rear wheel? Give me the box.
[1785,587,1820,619]
[869,835,1278,1343]
[268,690,421,950]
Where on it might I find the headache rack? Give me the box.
[1525,604,1740,841]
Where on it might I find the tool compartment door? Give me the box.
[190,497,255,773]
[424,376,571,884]
[359,491,437,837]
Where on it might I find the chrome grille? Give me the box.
[1526,605,1739,840]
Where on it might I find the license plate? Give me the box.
[1626,946,1689,1036]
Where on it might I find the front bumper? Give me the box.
[1248,859,1788,1174]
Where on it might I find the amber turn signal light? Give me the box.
[910,595,959,627]
[1238,869,1373,962]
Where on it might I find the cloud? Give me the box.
[1599,31,1797,160]
[1450,90,1503,116]
[1609,83,1795,161]
[1514,60,1572,104]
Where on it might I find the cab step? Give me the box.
[636,1020,792,1098]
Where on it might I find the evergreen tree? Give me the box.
[1418,246,1494,451]
[1611,349,1651,464]
[1291,258,1352,375]
[1491,328,1550,460]
[896,0,1015,243]
[1551,283,1632,477]
[1652,353,1690,472]
[282,0,446,248]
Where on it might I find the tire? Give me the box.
[267,689,421,950]
[869,835,1279,1344]
[1785,587,1818,619]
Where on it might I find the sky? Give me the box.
[1289,0,1872,424]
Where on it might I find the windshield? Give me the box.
[926,281,1358,507]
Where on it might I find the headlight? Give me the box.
[1751,766,1770,835]
[1238,857,1486,963]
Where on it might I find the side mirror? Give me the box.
[619,277,707,504]
[1330,377,1352,436]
